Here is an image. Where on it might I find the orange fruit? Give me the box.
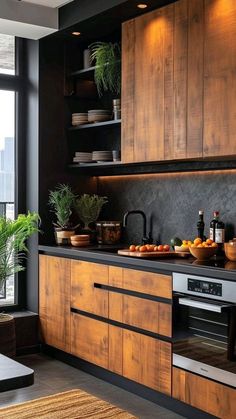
[139,245,147,252]
[206,239,213,245]
[197,243,203,248]
[194,238,202,246]
[129,245,136,252]
[212,242,218,247]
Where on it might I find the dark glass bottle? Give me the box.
[197,210,205,241]
[210,211,225,252]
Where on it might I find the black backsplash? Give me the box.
[97,171,236,244]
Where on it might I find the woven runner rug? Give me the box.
[0,389,137,419]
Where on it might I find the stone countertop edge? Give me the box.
[38,245,236,282]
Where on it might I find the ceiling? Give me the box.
[21,0,74,8]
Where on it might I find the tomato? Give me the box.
[129,245,136,252]
[135,245,141,251]
[157,245,164,252]
[139,245,147,252]
[163,244,170,252]
[154,246,159,252]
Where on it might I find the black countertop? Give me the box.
[38,244,236,281]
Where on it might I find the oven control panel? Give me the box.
[188,278,222,296]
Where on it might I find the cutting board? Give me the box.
[118,249,189,258]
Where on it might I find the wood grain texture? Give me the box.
[204,0,236,157]
[123,268,172,299]
[121,19,135,163]
[71,313,109,369]
[187,0,204,158]
[173,0,188,159]
[173,368,236,418]
[71,260,109,317]
[39,255,71,353]
[108,325,123,375]
[123,330,171,395]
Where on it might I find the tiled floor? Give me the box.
[0,354,184,418]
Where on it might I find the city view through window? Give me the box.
[0,34,15,305]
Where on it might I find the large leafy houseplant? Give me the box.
[89,42,121,97]
[48,184,78,244]
[75,194,108,230]
[0,212,39,300]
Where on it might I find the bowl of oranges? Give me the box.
[189,238,218,260]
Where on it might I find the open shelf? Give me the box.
[69,119,121,130]
[69,66,96,80]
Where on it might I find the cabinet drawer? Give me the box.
[123,330,171,395]
[71,313,108,369]
[71,260,109,317]
[173,368,236,418]
[109,293,172,337]
[109,267,172,300]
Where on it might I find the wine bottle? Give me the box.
[210,211,225,245]
[197,210,205,241]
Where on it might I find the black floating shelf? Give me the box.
[67,159,236,177]
[69,66,96,80]
[69,119,121,130]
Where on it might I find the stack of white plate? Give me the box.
[88,110,111,123]
[73,152,92,163]
[72,113,88,126]
[92,150,113,162]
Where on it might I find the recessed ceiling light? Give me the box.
[137,3,148,9]
[72,32,81,36]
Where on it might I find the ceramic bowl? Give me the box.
[224,239,236,261]
[189,246,217,261]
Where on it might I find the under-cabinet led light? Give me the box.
[137,3,148,9]
[72,32,81,36]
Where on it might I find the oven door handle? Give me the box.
[178,297,233,313]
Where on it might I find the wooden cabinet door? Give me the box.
[39,255,71,352]
[204,0,236,157]
[122,4,174,163]
[71,260,109,317]
[173,368,236,418]
[123,330,171,395]
[71,313,108,369]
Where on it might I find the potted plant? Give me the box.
[48,184,78,245]
[0,212,39,357]
[89,42,121,98]
[75,194,108,242]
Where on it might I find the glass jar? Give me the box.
[96,221,122,244]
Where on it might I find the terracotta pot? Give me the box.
[54,228,75,245]
[0,314,16,357]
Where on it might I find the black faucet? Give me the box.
[123,210,152,244]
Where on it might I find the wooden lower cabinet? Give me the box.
[123,330,171,395]
[173,367,236,418]
[71,313,109,369]
[39,255,71,353]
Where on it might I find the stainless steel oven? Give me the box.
[173,273,236,387]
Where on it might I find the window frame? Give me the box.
[0,37,26,310]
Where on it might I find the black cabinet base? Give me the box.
[42,345,216,419]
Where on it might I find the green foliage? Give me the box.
[48,184,76,229]
[89,42,121,97]
[75,194,108,228]
[0,212,39,289]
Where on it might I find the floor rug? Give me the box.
[0,389,137,418]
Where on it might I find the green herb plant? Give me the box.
[48,184,77,229]
[89,42,121,97]
[0,212,39,296]
[75,194,108,229]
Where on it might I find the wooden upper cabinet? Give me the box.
[71,260,109,317]
[122,0,236,162]
[39,255,71,353]
[204,0,236,157]
[122,4,174,163]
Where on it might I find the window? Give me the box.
[0,34,19,306]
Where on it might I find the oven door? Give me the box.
[173,294,236,388]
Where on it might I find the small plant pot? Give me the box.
[79,227,97,244]
[54,228,75,245]
[0,314,16,357]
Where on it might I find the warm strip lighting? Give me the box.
[72,31,81,36]
[97,169,236,181]
[137,3,148,9]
